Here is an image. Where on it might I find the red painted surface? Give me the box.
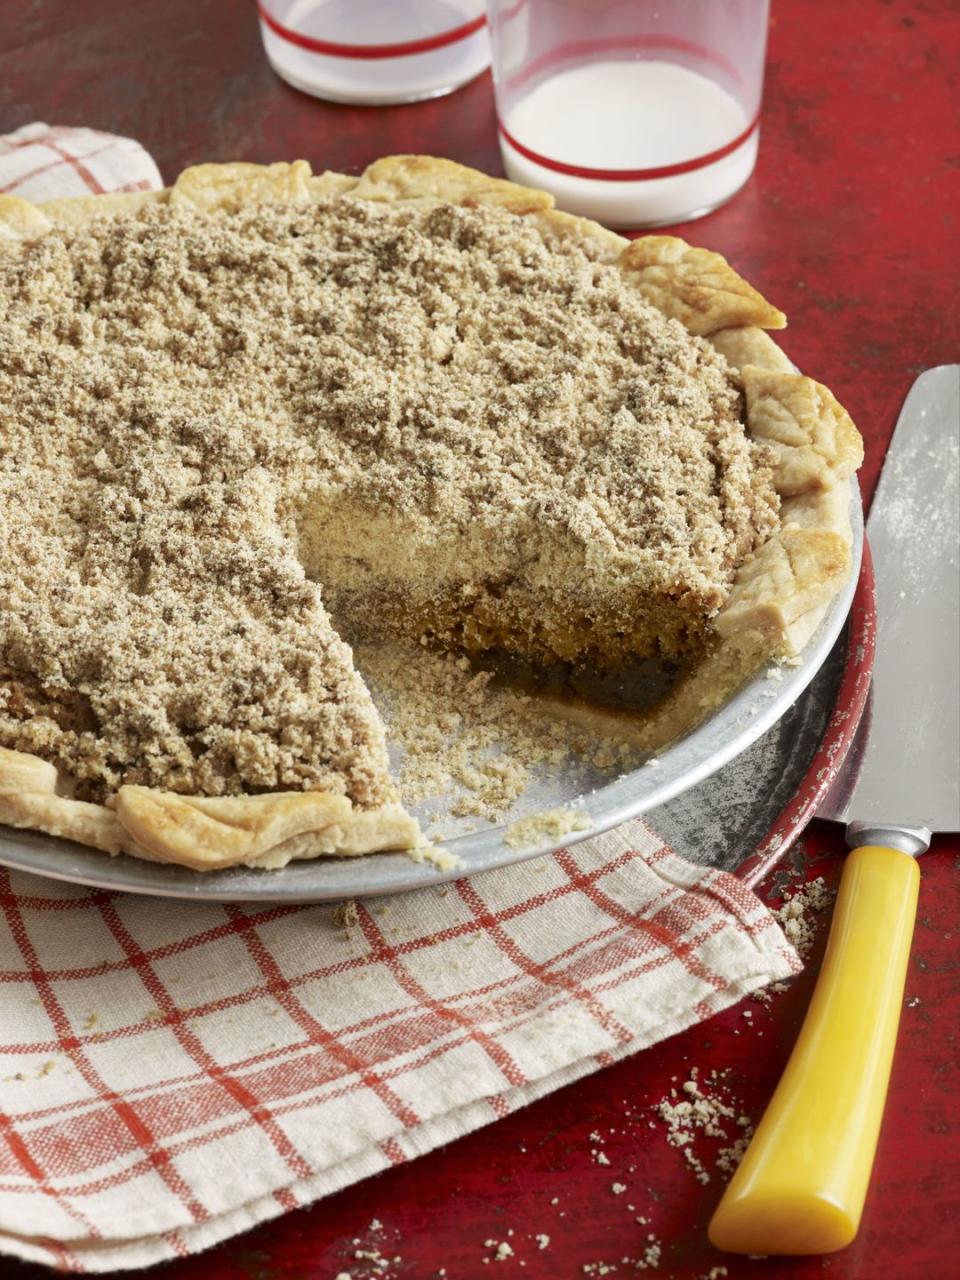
[1,0,957,1275]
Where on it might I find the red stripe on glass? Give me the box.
[498,0,528,21]
[498,111,760,182]
[258,4,486,59]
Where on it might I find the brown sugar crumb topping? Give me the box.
[0,196,777,799]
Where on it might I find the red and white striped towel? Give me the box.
[0,122,161,201]
[0,126,800,1273]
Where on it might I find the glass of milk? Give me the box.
[259,0,490,104]
[488,0,769,227]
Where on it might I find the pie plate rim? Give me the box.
[0,484,864,902]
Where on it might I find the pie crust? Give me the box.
[0,156,862,871]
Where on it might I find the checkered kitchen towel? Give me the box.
[0,126,801,1272]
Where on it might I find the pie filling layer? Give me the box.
[0,194,779,808]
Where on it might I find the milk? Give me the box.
[499,60,758,227]
[260,0,490,105]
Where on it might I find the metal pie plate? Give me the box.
[0,488,863,901]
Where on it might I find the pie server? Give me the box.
[709,365,960,1255]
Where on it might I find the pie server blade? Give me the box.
[710,365,960,1256]
[817,363,960,835]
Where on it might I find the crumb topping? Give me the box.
[0,195,777,797]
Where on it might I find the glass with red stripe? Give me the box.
[258,0,490,104]
[488,0,769,227]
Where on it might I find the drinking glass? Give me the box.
[259,0,491,105]
[487,0,769,226]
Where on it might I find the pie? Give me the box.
[0,156,862,872]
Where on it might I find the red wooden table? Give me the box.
[2,1,958,1275]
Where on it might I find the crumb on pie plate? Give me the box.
[0,157,862,872]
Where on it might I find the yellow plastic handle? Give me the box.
[709,844,921,1255]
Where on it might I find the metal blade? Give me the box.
[819,365,960,832]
